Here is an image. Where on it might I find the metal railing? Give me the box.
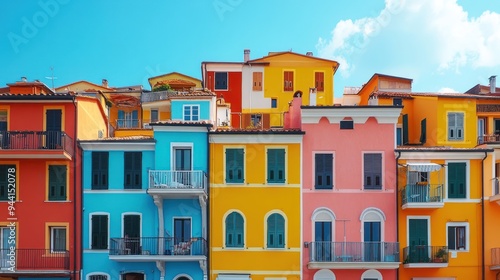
[401,184,443,205]
[149,170,207,190]
[0,131,73,155]
[403,246,448,264]
[0,249,69,271]
[492,248,500,266]
[230,112,284,130]
[141,91,177,103]
[308,242,399,262]
[115,119,141,129]
[109,237,207,256]
[478,134,500,145]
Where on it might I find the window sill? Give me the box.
[0,200,22,203]
[223,247,245,250]
[44,200,71,203]
[265,247,287,250]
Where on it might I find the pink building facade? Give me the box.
[289,97,402,280]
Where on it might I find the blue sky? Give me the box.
[1,0,499,96]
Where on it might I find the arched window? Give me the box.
[225,212,244,248]
[313,269,336,280]
[267,213,285,248]
[361,269,382,280]
[360,208,386,262]
[176,277,191,280]
[311,208,335,262]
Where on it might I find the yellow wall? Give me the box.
[77,98,108,140]
[436,98,477,148]
[209,140,301,280]
[114,129,153,137]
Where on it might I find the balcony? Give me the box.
[490,178,500,205]
[403,246,448,268]
[307,242,400,269]
[492,248,500,270]
[109,237,207,262]
[0,249,69,274]
[478,134,500,145]
[401,184,444,209]
[148,170,207,198]
[0,131,73,160]
[141,91,175,103]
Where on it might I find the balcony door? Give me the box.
[123,215,140,254]
[0,111,7,148]
[174,218,191,255]
[314,221,332,261]
[46,109,62,149]
[174,147,192,186]
[364,221,381,261]
[408,218,429,262]
[1,227,9,268]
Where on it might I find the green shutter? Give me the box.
[448,162,466,198]
[268,149,285,183]
[0,165,15,201]
[226,149,244,183]
[267,213,285,248]
[124,152,141,189]
[123,215,140,238]
[49,165,66,201]
[92,152,109,190]
[92,215,108,249]
[225,212,244,248]
[403,114,409,144]
[420,118,427,144]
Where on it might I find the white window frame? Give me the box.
[183,105,200,121]
[446,222,469,252]
[50,226,67,253]
[222,209,246,249]
[361,269,382,280]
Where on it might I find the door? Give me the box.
[123,215,140,254]
[495,119,500,135]
[174,148,192,186]
[314,222,332,261]
[408,219,428,262]
[364,222,381,261]
[46,109,62,149]
[174,218,191,255]
[1,227,10,268]
[122,273,144,280]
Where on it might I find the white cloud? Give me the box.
[438,87,458,93]
[316,0,500,77]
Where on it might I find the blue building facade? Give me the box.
[81,91,213,280]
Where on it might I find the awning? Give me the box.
[406,163,442,172]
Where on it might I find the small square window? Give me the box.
[393,98,402,106]
[340,120,353,129]
[271,99,277,108]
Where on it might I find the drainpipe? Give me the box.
[206,125,211,280]
[482,151,487,280]
[72,97,78,280]
[396,151,401,280]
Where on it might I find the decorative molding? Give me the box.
[79,142,155,151]
[397,151,490,160]
[301,107,402,124]
[210,134,303,144]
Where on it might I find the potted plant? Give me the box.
[433,248,447,262]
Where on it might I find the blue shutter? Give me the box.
[226,149,244,183]
[315,154,333,189]
[117,110,125,128]
[132,110,138,128]
[364,154,382,189]
[448,162,466,198]
[268,149,285,183]
[192,106,199,121]
[226,212,243,248]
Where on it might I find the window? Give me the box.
[448,162,466,199]
[420,118,427,144]
[124,152,142,189]
[364,153,382,190]
[340,120,354,129]
[151,109,159,123]
[226,148,244,183]
[447,223,468,250]
[396,127,402,146]
[215,72,228,90]
[0,165,15,201]
[50,227,66,252]
[315,154,333,189]
[315,72,324,92]
[92,152,108,190]
[183,105,199,121]
[284,71,294,91]
[267,213,285,248]
[91,215,108,250]
[117,110,139,128]
[448,112,464,140]
[48,165,67,201]
[251,114,262,127]
[225,212,244,248]
[89,275,108,280]
[271,98,277,108]
[267,149,285,183]
[253,72,262,91]
[393,98,402,106]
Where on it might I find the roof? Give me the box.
[108,94,141,107]
[55,80,109,92]
[371,90,500,100]
[7,80,55,94]
[371,73,413,82]
[79,135,155,143]
[301,105,403,109]
[465,84,500,94]
[247,51,340,66]
[169,90,215,98]
[210,128,305,134]
[153,79,197,88]
[0,92,74,100]
[148,72,202,82]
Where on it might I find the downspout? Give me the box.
[72,97,78,280]
[482,151,487,280]
[396,151,401,280]
[206,126,211,280]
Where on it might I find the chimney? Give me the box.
[306,52,313,56]
[490,75,497,93]
[244,49,250,62]
[21,77,27,82]
[102,79,108,88]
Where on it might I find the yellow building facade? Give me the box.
[209,131,303,280]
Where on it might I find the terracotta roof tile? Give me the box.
[210,128,304,134]
[79,135,155,142]
[372,90,500,100]
[396,145,493,152]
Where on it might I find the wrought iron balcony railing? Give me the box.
[403,245,448,264]
[0,249,69,271]
[149,170,207,191]
[492,248,500,267]
[308,242,399,263]
[0,131,73,155]
[109,237,207,256]
[401,184,443,205]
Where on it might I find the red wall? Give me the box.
[206,71,242,125]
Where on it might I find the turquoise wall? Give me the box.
[171,100,210,121]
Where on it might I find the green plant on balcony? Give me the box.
[433,248,447,262]
[153,84,172,91]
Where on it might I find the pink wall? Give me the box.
[302,115,398,280]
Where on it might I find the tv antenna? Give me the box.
[45,66,57,91]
